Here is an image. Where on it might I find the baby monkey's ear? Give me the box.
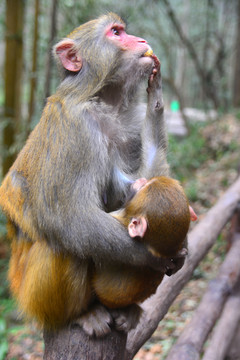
[128,216,147,238]
[189,206,198,221]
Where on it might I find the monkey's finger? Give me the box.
[151,54,160,69]
[132,178,148,191]
[150,74,154,82]
[147,74,156,92]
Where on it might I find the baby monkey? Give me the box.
[93,176,196,308]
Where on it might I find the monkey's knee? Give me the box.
[72,303,113,338]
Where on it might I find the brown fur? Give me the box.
[121,177,190,256]
[8,235,92,328]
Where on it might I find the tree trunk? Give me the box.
[3,0,25,176]
[44,0,58,100]
[43,326,127,360]
[162,0,219,108]
[233,0,240,107]
[27,0,40,133]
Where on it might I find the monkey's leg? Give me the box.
[73,303,113,337]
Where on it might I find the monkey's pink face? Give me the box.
[106,24,153,64]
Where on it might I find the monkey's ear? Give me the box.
[189,206,198,221]
[128,217,147,238]
[54,39,82,72]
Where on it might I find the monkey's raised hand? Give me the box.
[147,54,161,95]
[146,55,163,113]
[140,54,168,180]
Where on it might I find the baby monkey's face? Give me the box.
[113,176,195,257]
[121,177,191,257]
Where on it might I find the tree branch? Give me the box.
[166,233,240,360]
[162,0,219,108]
[202,280,240,360]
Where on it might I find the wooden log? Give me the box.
[224,199,240,360]
[164,233,240,360]
[43,326,127,360]
[202,281,240,360]
[225,320,240,360]
[126,176,240,359]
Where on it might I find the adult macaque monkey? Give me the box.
[0,13,187,336]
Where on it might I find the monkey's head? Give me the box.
[117,177,191,258]
[53,13,155,99]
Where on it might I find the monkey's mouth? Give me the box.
[143,48,153,57]
[139,47,155,68]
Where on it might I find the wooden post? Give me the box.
[43,326,127,360]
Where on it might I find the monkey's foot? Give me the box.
[73,304,113,337]
[111,304,143,332]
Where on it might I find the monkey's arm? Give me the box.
[37,180,178,272]
[140,55,169,178]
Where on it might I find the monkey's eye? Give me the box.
[112,27,121,36]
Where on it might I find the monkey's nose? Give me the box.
[136,36,147,43]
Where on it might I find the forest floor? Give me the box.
[2,112,240,360]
